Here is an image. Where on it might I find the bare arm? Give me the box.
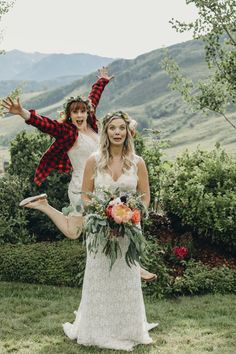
[81,155,96,205]
[137,157,150,208]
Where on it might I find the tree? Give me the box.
[162,0,236,130]
[0,0,14,53]
[0,1,20,118]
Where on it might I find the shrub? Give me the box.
[141,238,172,298]
[0,240,235,297]
[171,260,236,296]
[7,130,70,241]
[0,174,34,244]
[141,130,169,208]
[134,131,145,156]
[161,145,236,250]
[0,240,86,287]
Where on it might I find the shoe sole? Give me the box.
[141,275,158,282]
[19,193,47,207]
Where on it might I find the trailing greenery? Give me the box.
[0,241,86,287]
[161,145,236,250]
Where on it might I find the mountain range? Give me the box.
[0,41,235,159]
[0,50,114,81]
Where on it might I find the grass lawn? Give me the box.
[0,282,235,354]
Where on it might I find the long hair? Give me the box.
[97,111,136,174]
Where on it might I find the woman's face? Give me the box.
[107,118,127,146]
[69,102,88,130]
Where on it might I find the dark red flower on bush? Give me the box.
[173,246,188,260]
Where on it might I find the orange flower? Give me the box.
[131,209,141,224]
[111,204,133,224]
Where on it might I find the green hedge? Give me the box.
[161,146,236,250]
[1,240,235,298]
[0,240,86,287]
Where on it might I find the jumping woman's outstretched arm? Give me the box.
[1,97,66,138]
[88,67,114,111]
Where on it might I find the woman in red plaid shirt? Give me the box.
[2,68,157,282]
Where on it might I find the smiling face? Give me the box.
[69,101,88,130]
[107,117,127,146]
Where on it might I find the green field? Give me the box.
[0,282,235,354]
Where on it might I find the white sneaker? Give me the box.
[19,193,47,207]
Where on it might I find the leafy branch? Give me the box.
[163,0,236,130]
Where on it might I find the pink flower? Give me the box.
[173,246,188,260]
[111,204,133,224]
[105,205,113,217]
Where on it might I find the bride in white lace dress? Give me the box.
[63,111,158,351]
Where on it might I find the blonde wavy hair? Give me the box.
[97,111,136,174]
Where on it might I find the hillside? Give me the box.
[0,76,83,96]
[0,50,114,81]
[0,40,235,158]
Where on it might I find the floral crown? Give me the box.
[63,95,93,113]
[102,111,131,127]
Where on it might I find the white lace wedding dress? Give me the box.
[67,132,99,214]
[63,153,158,351]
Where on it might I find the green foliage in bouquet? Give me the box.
[82,188,147,270]
[161,145,236,250]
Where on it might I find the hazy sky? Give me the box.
[1,0,198,59]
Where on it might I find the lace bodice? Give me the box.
[94,153,139,194]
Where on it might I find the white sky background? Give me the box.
[1,0,198,59]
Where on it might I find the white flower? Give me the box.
[109,197,122,206]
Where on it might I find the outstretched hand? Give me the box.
[1,97,23,115]
[97,67,114,81]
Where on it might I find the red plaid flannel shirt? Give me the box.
[26,78,109,185]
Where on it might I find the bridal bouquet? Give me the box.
[82,188,147,270]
